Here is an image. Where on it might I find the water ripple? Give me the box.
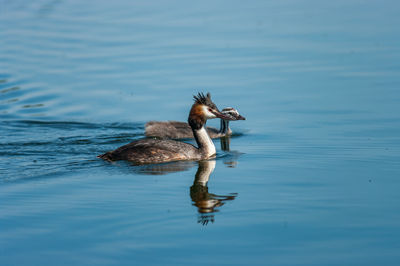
[0,119,144,182]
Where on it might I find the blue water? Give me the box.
[1,0,400,265]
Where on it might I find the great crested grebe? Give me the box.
[145,107,245,139]
[98,93,233,164]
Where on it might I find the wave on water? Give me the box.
[0,119,145,182]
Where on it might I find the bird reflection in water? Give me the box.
[190,160,237,226]
[129,158,238,225]
[130,160,197,175]
[220,136,243,168]
[128,138,240,226]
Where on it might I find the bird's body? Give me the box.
[98,93,237,165]
[99,138,201,164]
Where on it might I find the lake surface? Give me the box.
[1,0,400,265]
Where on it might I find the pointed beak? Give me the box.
[211,110,233,120]
[236,115,246,120]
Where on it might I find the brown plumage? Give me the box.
[145,107,245,139]
[98,93,234,165]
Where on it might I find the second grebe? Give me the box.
[98,93,232,164]
[145,107,245,139]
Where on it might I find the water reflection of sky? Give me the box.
[1,1,400,265]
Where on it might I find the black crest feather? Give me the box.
[193,92,218,110]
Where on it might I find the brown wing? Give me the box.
[145,121,193,138]
[99,138,199,164]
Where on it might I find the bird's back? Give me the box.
[145,121,192,139]
[98,138,200,164]
[145,121,221,139]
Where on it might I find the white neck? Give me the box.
[219,119,231,135]
[193,126,216,158]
